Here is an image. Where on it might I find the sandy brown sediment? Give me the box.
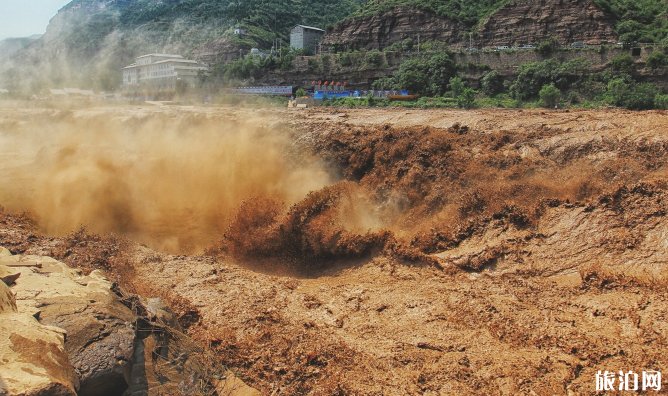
[1,105,667,395]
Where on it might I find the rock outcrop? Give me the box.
[0,251,135,396]
[0,279,78,396]
[477,0,617,46]
[0,245,260,396]
[321,8,463,51]
[321,0,618,50]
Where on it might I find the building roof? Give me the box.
[136,54,184,59]
[293,24,325,32]
[153,59,199,65]
[49,89,67,95]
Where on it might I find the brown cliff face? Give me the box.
[322,0,617,51]
[320,8,464,51]
[478,0,617,47]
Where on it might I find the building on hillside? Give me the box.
[290,25,325,52]
[234,27,246,35]
[121,54,209,92]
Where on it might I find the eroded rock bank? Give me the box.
[0,249,134,396]
[0,247,258,396]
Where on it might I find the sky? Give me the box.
[0,0,72,40]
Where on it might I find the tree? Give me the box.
[394,59,429,94]
[426,52,456,96]
[655,94,668,109]
[620,83,658,110]
[389,52,456,96]
[510,59,560,100]
[364,50,384,67]
[646,51,668,69]
[610,54,635,73]
[606,78,658,109]
[536,37,560,55]
[295,88,307,97]
[449,77,465,97]
[481,70,503,96]
[457,88,477,109]
[539,84,561,107]
[371,77,397,90]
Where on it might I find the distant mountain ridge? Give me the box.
[0,35,41,61]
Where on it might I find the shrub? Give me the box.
[567,91,580,104]
[426,53,456,96]
[320,54,331,69]
[537,37,560,55]
[395,59,429,94]
[511,57,593,100]
[539,84,561,107]
[364,49,384,67]
[606,78,659,109]
[481,70,504,96]
[371,77,397,91]
[223,57,262,81]
[654,94,668,109]
[646,51,668,69]
[610,54,635,73]
[655,94,668,109]
[307,58,320,72]
[339,52,353,67]
[295,88,306,97]
[449,77,465,97]
[391,53,456,96]
[457,88,477,109]
[510,59,560,100]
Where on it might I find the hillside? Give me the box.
[324,0,667,50]
[1,0,667,92]
[0,36,40,62]
[0,0,365,91]
[353,0,510,28]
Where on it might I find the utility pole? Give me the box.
[469,32,472,49]
[417,34,420,54]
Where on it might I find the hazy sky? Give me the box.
[0,0,72,40]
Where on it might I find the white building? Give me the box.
[122,54,209,90]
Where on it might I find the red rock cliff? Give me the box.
[477,0,617,46]
[322,0,618,50]
[320,8,464,51]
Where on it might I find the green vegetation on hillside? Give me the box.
[118,0,365,47]
[352,0,668,43]
[353,0,510,27]
[593,0,668,43]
